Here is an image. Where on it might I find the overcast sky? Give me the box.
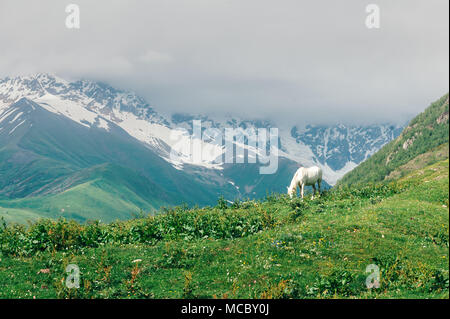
[0,0,448,126]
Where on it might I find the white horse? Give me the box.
[287,166,323,199]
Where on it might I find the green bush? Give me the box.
[307,270,364,297]
[0,202,276,256]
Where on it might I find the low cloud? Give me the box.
[0,0,448,126]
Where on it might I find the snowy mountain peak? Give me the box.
[290,123,404,171]
[0,73,168,126]
[0,74,404,185]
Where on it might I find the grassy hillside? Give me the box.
[338,94,449,186]
[0,164,171,223]
[0,159,448,299]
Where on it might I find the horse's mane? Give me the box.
[289,168,301,189]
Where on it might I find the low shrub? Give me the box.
[0,203,276,256]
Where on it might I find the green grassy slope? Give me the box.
[385,143,449,180]
[0,164,171,223]
[0,206,43,224]
[0,159,448,299]
[338,94,449,186]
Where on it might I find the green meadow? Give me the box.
[0,159,448,299]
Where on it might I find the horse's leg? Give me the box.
[312,184,316,200]
[318,179,322,197]
[300,183,304,199]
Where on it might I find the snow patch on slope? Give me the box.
[0,73,403,185]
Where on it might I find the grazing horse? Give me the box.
[287,166,322,199]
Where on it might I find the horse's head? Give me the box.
[287,185,295,198]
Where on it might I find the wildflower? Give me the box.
[37,269,50,274]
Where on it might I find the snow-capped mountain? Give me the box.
[0,73,405,221]
[0,73,403,186]
[290,124,403,170]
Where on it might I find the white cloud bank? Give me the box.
[0,0,448,126]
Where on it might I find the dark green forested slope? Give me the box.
[338,94,449,186]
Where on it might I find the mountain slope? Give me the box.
[337,94,449,185]
[1,74,402,186]
[0,164,172,222]
[0,98,239,222]
[0,74,405,223]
